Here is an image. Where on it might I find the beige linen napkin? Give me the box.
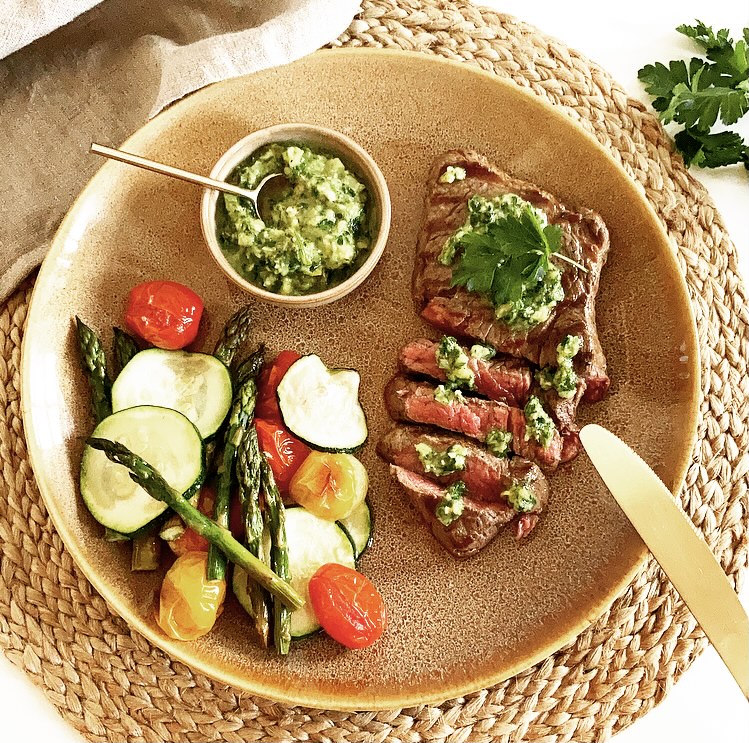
[0,0,360,302]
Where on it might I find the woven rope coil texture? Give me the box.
[1,1,747,741]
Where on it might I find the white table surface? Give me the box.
[2,1,747,741]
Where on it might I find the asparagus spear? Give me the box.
[75,317,112,423]
[113,327,140,373]
[236,426,270,647]
[261,455,292,655]
[233,343,266,390]
[213,305,254,369]
[207,430,241,581]
[207,351,263,581]
[86,437,304,610]
[204,344,266,472]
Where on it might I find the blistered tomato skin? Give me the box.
[166,486,215,556]
[255,418,310,494]
[308,563,387,649]
[156,551,226,641]
[289,451,368,521]
[255,350,302,422]
[124,280,204,350]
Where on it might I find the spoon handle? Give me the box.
[90,143,255,200]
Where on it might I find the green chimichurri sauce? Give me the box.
[537,335,583,399]
[415,442,468,476]
[524,395,556,449]
[216,143,371,296]
[436,335,475,389]
[435,481,466,526]
[486,428,513,458]
[503,480,537,513]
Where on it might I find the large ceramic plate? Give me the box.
[21,49,699,710]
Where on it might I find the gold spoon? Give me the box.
[90,142,287,220]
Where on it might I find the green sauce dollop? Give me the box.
[435,481,466,526]
[503,480,538,513]
[536,335,583,399]
[415,442,468,476]
[217,143,370,295]
[523,395,556,449]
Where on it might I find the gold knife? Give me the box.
[579,424,749,700]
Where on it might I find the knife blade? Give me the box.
[579,424,749,700]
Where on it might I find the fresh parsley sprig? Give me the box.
[638,20,749,169]
[450,202,576,328]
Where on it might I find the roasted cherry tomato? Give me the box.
[124,280,204,350]
[168,485,215,555]
[289,451,367,521]
[255,418,310,494]
[308,563,386,649]
[255,350,302,422]
[156,551,226,641]
[169,527,209,555]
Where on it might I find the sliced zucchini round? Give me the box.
[111,348,232,439]
[284,507,356,638]
[277,354,368,453]
[80,405,204,535]
[338,500,373,559]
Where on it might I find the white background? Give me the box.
[2,1,747,741]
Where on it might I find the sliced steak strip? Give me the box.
[398,338,532,407]
[414,149,610,403]
[559,427,582,464]
[384,375,562,470]
[377,424,548,512]
[390,465,522,558]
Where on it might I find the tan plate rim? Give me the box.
[20,48,701,711]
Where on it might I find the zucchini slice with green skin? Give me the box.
[111,348,232,439]
[338,500,373,559]
[282,507,356,638]
[232,566,253,617]
[80,405,204,535]
[277,354,368,453]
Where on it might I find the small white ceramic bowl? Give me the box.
[200,123,391,308]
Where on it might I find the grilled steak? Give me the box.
[559,426,581,463]
[377,425,548,512]
[390,465,520,557]
[384,375,563,470]
[414,149,610,404]
[398,338,532,407]
[541,385,585,431]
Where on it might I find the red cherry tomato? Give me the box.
[255,418,310,494]
[168,484,215,555]
[308,563,387,649]
[255,350,302,422]
[124,280,204,350]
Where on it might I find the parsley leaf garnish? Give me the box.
[674,129,749,168]
[638,20,749,170]
[449,200,566,328]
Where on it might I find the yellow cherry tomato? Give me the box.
[288,451,368,521]
[156,551,226,641]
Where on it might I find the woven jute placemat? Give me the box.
[2,1,747,741]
